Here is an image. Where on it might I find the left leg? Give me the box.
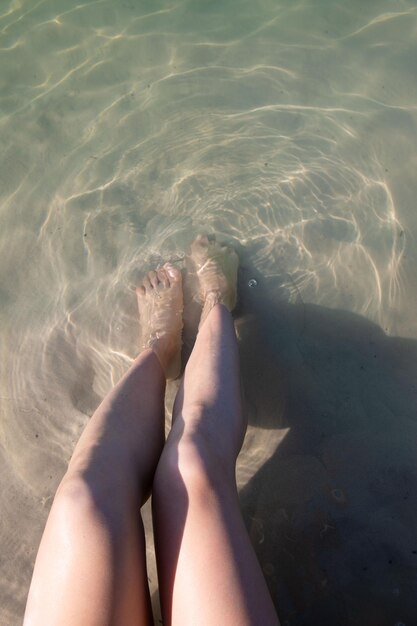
[24,265,183,626]
[153,237,279,626]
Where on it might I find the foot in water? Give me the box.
[189,234,239,327]
[136,263,183,379]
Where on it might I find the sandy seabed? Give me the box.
[1,0,417,624]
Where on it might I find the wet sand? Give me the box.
[1,0,417,624]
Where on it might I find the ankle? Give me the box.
[145,335,181,380]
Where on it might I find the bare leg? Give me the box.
[24,264,183,626]
[153,237,280,626]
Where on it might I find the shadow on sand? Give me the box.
[235,254,417,626]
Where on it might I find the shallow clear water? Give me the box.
[1,0,417,624]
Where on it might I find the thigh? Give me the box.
[24,476,153,626]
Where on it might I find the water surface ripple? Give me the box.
[1,0,417,624]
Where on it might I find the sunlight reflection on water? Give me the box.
[1,0,417,623]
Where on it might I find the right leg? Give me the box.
[152,237,280,626]
[24,264,183,626]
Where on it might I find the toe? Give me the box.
[142,276,152,292]
[164,262,182,285]
[192,234,209,253]
[157,268,169,288]
[197,234,209,245]
[148,270,159,289]
[136,285,146,298]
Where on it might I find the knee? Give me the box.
[54,473,106,518]
[54,471,131,528]
[153,430,236,499]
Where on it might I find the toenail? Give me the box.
[165,264,176,278]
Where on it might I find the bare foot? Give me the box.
[136,263,183,379]
[189,235,238,327]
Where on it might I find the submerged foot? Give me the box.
[136,263,183,379]
[189,234,238,326]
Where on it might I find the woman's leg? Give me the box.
[153,237,280,626]
[24,264,183,626]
